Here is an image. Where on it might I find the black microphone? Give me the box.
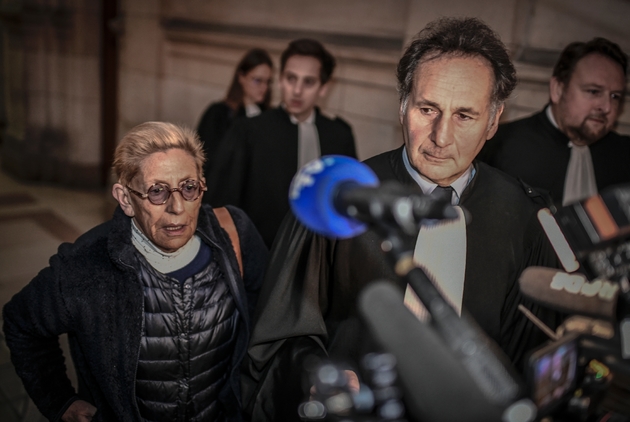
[519,267,619,319]
[334,181,459,233]
[359,281,537,422]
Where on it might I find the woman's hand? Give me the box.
[62,400,97,422]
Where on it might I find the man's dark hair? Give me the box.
[280,39,336,84]
[552,37,628,85]
[397,17,517,113]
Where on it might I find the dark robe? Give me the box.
[196,101,246,186]
[206,106,357,248]
[479,108,630,205]
[243,147,562,421]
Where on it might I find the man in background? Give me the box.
[207,38,357,248]
[480,37,629,206]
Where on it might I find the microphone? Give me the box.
[519,267,619,319]
[289,155,457,238]
[359,281,536,422]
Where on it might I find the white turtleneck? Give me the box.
[131,219,201,274]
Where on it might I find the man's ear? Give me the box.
[317,81,330,99]
[549,77,564,104]
[112,183,135,217]
[487,103,505,139]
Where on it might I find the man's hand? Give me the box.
[309,369,361,400]
[62,400,97,422]
[344,370,360,395]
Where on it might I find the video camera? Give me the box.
[519,185,630,420]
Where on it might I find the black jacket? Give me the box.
[196,101,247,186]
[206,106,357,248]
[479,108,630,204]
[3,204,268,421]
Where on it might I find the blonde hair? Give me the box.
[112,122,205,186]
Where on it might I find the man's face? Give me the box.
[400,55,502,186]
[551,53,626,146]
[124,148,203,253]
[280,55,328,122]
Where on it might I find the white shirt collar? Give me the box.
[402,147,474,205]
[546,104,560,129]
[288,108,316,125]
[245,103,261,117]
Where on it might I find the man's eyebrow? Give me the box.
[416,98,441,109]
[415,99,481,116]
[580,82,626,95]
[579,83,604,89]
[454,107,481,116]
[579,83,624,92]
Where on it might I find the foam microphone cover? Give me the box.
[519,267,617,319]
[359,281,505,422]
[288,155,379,238]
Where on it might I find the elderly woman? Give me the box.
[3,122,268,422]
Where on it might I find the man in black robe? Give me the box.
[207,39,357,248]
[243,18,561,421]
[479,37,629,206]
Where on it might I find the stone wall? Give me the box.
[0,0,101,187]
[118,0,630,164]
[1,0,629,187]
[118,0,408,161]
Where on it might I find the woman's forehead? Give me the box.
[137,149,199,185]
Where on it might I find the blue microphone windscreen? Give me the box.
[289,156,379,238]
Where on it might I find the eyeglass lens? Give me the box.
[147,180,201,204]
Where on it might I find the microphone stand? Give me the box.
[368,216,523,408]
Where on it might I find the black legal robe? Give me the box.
[243,147,562,421]
[196,101,246,183]
[479,108,630,205]
[206,106,357,248]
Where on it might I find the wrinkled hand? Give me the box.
[62,400,97,422]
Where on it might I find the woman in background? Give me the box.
[197,48,273,180]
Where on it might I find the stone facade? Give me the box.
[0,1,101,187]
[1,0,629,187]
[118,0,630,163]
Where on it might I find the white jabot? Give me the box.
[404,206,468,321]
[400,147,470,321]
[131,219,201,274]
[562,143,597,206]
[245,103,261,117]
[290,110,321,168]
[546,106,598,206]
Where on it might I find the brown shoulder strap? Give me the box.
[214,207,243,277]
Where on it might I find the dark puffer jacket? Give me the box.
[3,204,268,422]
[135,254,239,421]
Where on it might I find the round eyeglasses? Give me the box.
[126,179,207,205]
